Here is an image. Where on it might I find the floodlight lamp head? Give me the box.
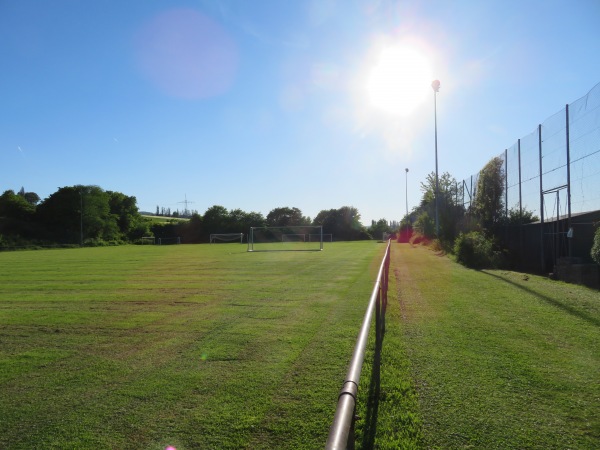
[431,80,440,92]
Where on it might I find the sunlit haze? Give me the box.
[1,0,599,225]
[367,43,433,116]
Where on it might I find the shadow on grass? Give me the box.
[483,271,600,328]
[360,302,385,449]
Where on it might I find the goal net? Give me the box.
[282,234,305,242]
[157,237,181,245]
[248,226,324,251]
[140,237,155,245]
[210,233,244,243]
[309,233,332,242]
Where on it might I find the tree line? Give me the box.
[0,186,398,247]
[403,156,538,268]
[152,205,374,243]
[0,186,149,247]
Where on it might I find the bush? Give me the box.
[409,232,430,246]
[592,227,600,265]
[413,211,435,239]
[454,231,503,269]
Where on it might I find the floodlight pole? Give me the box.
[80,190,83,246]
[432,80,440,239]
[405,168,409,218]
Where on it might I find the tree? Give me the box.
[502,207,539,226]
[17,187,40,206]
[413,211,435,238]
[0,190,36,221]
[266,207,309,227]
[313,206,370,241]
[418,171,464,241]
[369,218,392,240]
[178,213,203,243]
[36,185,119,243]
[230,208,265,232]
[0,190,37,238]
[202,205,233,235]
[107,191,148,240]
[473,157,505,230]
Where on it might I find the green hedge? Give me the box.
[453,231,503,269]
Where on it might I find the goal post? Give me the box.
[140,236,156,245]
[210,233,244,243]
[248,225,323,252]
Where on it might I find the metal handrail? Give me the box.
[326,240,391,449]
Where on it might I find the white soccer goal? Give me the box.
[309,233,332,242]
[140,237,156,245]
[248,226,323,252]
[157,237,181,245]
[210,233,244,243]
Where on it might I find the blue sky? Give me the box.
[2,0,599,225]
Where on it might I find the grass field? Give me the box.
[142,215,189,224]
[359,244,600,449]
[2,242,599,449]
[0,242,384,449]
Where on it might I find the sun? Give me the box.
[366,43,433,116]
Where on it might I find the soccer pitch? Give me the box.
[0,242,385,449]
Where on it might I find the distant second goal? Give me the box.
[210,233,244,244]
[248,226,324,252]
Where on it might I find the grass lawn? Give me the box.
[362,243,600,449]
[3,242,598,449]
[0,242,384,449]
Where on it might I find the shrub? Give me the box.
[592,227,600,265]
[454,231,503,269]
[409,232,430,246]
[413,211,435,239]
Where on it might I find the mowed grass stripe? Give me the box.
[0,242,384,449]
[377,244,600,449]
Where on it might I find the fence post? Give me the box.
[518,138,523,262]
[565,103,572,257]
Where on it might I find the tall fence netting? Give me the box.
[461,82,600,219]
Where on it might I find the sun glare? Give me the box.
[367,44,433,116]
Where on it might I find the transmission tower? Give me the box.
[177,194,195,217]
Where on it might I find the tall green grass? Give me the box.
[365,244,600,449]
[0,242,384,449]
